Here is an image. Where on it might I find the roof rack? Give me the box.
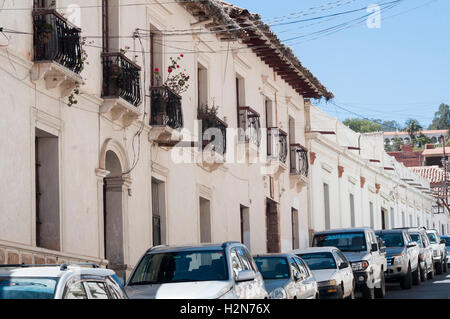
[0,262,99,271]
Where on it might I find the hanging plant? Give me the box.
[153,54,190,95]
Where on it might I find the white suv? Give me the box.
[0,263,127,299]
[126,242,268,299]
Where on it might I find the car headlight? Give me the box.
[268,287,287,299]
[318,279,337,287]
[393,255,404,265]
[351,261,369,271]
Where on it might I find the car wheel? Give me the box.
[427,263,435,280]
[436,260,443,275]
[361,285,375,299]
[419,263,426,282]
[375,271,386,298]
[400,264,412,289]
[412,266,420,285]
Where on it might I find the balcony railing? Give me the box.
[238,106,261,147]
[198,113,228,155]
[102,52,142,107]
[150,86,183,129]
[33,9,83,73]
[267,128,288,164]
[290,144,309,177]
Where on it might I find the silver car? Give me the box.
[125,242,268,299]
[253,253,318,299]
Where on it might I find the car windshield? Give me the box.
[0,277,58,299]
[298,252,337,270]
[128,250,228,285]
[254,257,290,280]
[443,237,450,247]
[313,232,367,252]
[427,233,437,244]
[409,234,422,246]
[377,233,404,248]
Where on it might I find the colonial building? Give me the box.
[0,0,332,280]
[306,105,440,235]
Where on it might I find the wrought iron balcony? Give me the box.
[33,9,83,73]
[198,113,228,155]
[101,52,142,107]
[267,128,288,164]
[150,86,183,129]
[290,144,309,177]
[238,106,261,147]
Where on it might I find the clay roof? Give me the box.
[411,166,450,184]
[422,147,450,156]
[178,0,333,100]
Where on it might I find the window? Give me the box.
[254,257,290,280]
[291,208,299,250]
[102,0,120,52]
[129,250,228,284]
[84,282,109,299]
[313,232,367,252]
[0,277,58,299]
[240,205,250,249]
[266,199,280,253]
[299,252,337,270]
[149,25,163,86]
[236,248,252,271]
[64,281,88,299]
[324,184,330,230]
[390,208,395,229]
[152,178,166,246]
[402,212,406,227]
[350,194,355,227]
[289,257,301,278]
[199,197,211,243]
[236,74,245,107]
[230,249,244,279]
[35,128,60,251]
[198,63,208,108]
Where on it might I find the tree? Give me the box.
[391,137,404,151]
[374,119,403,132]
[342,118,382,133]
[404,119,423,141]
[416,134,432,149]
[428,103,450,130]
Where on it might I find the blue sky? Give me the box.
[230,0,449,129]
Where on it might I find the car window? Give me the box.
[64,281,88,299]
[0,277,58,299]
[230,249,244,279]
[106,277,126,299]
[427,232,438,244]
[241,247,258,272]
[336,251,349,264]
[236,248,252,271]
[332,251,344,266]
[289,257,301,278]
[313,232,367,252]
[297,259,310,278]
[378,233,404,247]
[84,282,109,299]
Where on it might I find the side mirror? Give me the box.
[294,272,304,282]
[440,239,446,245]
[339,262,349,270]
[407,241,418,248]
[371,243,378,252]
[236,270,255,283]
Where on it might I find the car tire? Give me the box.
[427,263,435,280]
[419,263,426,282]
[412,266,420,286]
[375,271,386,298]
[361,285,375,299]
[436,260,443,275]
[400,264,412,289]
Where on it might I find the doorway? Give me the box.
[266,198,280,253]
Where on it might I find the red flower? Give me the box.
[154,68,159,72]
[168,68,173,73]
[177,65,180,68]
[180,54,184,57]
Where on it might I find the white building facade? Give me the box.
[0,0,332,279]
[306,105,440,235]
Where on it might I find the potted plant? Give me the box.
[152,54,190,125]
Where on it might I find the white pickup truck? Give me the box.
[312,227,387,299]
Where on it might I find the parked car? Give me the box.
[441,235,450,266]
[426,229,448,274]
[292,247,354,299]
[375,229,421,289]
[253,253,318,299]
[311,228,387,299]
[396,227,435,281]
[0,263,127,299]
[125,242,268,299]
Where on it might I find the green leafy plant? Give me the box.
[67,81,80,107]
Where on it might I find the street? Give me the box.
[385,273,450,299]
